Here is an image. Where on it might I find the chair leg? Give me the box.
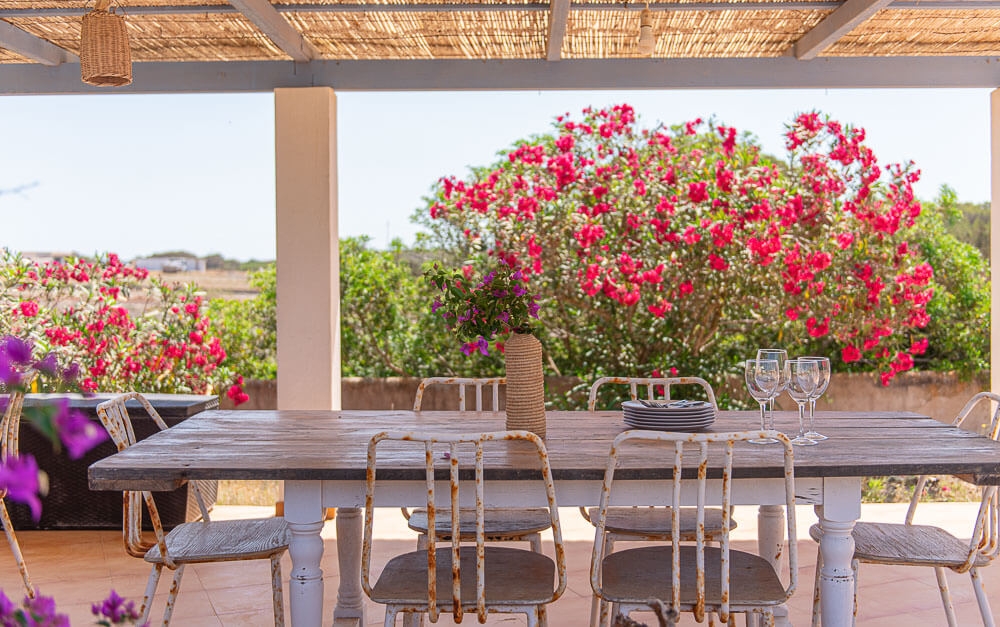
[811,546,822,627]
[384,607,399,627]
[0,499,33,597]
[763,609,775,627]
[934,566,959,627]
[161,564,185,626]
[140,563,163,626]
[538,603,548,627]
[970,567,996,627]
[529,532,542,554]
[851,558,859,626]
[270,554,284,627]
[527,607,540,627]
[590,594,603,627]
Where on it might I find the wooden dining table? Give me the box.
[88,408,1000,627]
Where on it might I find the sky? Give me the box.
[0,88,993,262]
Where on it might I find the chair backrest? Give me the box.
[413,377,506,412]
[905,391,1000,570]
[362,429,566,623]
[587,376,718,411]
[0,390,25,463]
[590,430,796,624]
[96,392,210,567]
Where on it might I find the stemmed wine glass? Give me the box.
[745,358,780,445]
[757,348,788,430]
[786,358,820,446]
[799,356,830,441]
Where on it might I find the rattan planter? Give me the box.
[504,331,546,438]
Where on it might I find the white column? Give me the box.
[818,477,862,627]
[275,86,341,412]
[991,89,1000,395]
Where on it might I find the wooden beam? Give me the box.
[787,0,895,60]
[546,0,570,61]
[0,20,72,66]
[4,57,1000,94]
[227,0,319,62]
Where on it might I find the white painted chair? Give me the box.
[0,390,34,597]
[810,391,1000,627]
[585,376,732,626]
[362,430,566,627]
[406,376,551,553]
[590,430,797,627]
[96,392,289,627]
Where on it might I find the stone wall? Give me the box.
[225,371,991,422]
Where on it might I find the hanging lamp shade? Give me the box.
[637,8,655,57]
[80,0,132,87]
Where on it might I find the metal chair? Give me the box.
[590,430,797,627]
[810,391,1000,627]
[0,390,34,597]
[585,376,733,626]
[96,392,289,627]
[406,377,551,553]
[362,430,567,627]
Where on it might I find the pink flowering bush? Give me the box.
[0,251,247,402]
[419,105,935,385]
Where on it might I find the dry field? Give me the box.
[149,269,257,301]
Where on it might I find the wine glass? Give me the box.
[756,348,788,430]
[745,358,780,445]
[786,359,819,446]
[799,356,831,441]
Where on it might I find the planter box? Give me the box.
[9,393,219,531]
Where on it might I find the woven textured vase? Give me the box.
[504,331,546,439]
[80,5,133,87]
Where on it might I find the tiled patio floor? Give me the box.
[0,503,996,626]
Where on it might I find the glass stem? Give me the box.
[766,397,775,430]
[758,401,767,431]
[807,398,817,432]
[797,401,807,438]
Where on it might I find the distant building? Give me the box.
[19,251,73,265]
[134,256,207,273]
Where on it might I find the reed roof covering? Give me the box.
[2,0,1000,93]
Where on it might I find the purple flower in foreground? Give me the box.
[34,353,59,377]
[431,298,443,314]
[0,352,21,388]
[61,362,80,384]
[1,337,33,365]
[528,300,541,319]
[54,401,108,460]
[21,592,70,626]
[0,590,17,617]
[512,284,528,297]
[0,454,42,521]
[475,336,490,356]
[460,342,476,356]
[92,589,143,625]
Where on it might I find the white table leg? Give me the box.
[758,505,792,627]
[818,478,861,627]
[285,481,326,627]
[334,507,366,625]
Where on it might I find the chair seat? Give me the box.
[145,517,289,565]
[585,506,733,539]
[809,522,990,569]
[600,545,786,607]
[371,546,556,606]
[406,508,551,539]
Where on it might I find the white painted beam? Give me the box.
[991,88,1000,395]
[0,20,72,66]
[228,0,318,62]
[546,0,570,61]
[5,57,1000,94]
[787,0,894,60]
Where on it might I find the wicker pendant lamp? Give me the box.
[637,2,656,57]
[80,0,132,86]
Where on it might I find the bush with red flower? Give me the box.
[0,251,247,403]
[418,105,939,386]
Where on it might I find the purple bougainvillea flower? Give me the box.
[1,337,33,365]
[34,353,59,377]
[0,353,21,388]
[512,284,527,297]
[92,589,142,624]
[54,403,108,460]
[61,362,80,384]
[0,454,42,521]
[475,336,490,356]
[0,589,17,617]
[431,299,443,313]
[461,342,476,356]
[528,301,541,319]
[22,592,70,626]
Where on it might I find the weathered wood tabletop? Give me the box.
[88,409,1000,490]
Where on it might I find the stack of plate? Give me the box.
[621,399,716,432]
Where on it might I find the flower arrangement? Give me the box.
[426,260,540,356]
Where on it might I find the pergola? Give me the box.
[4,1,1000,402]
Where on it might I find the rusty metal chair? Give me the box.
[810,391,1000,627]
[362,430,567,627]
[406,377,551,553]
[96,392,289,627]
[591,430,797,627]
[1,390,34,597]
[586,376,733,626]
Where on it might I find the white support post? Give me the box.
[275,87,341,412]
[991,88,1000,395]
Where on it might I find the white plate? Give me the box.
[621,400,713,413]
[623,418,714,432]
[623,409,715,422]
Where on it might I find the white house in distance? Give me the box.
[133,255,207,273]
